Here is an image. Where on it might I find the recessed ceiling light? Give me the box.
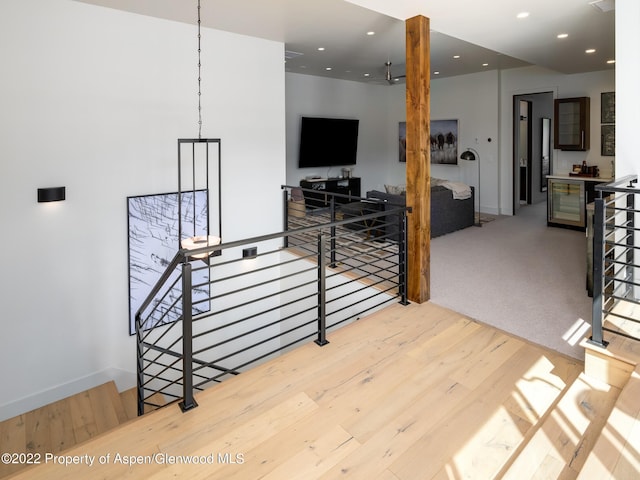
[453,55,460,59]
[516,12,529,19]
[607,59,615,64]
[318,47,325,51]
[585,48,596,54]
[363,73,370,77]
[325,67,332,71]
[482,63,489,67]
[557,33,569,39]
[366,31,375,36]
[434,71,440,75]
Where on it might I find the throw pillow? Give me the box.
[384,184,406,195]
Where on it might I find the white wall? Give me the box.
[499,66,615,214]
[430,70,501,214]
[285,73,406,194]
[0,0,285,419]
[616,0,640,179]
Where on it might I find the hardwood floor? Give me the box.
[2,302,622,479]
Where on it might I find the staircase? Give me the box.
[0,382,164,479]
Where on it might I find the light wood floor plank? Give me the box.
[5,302,601,480]
[0,414,26,478]
[46,398,75,453]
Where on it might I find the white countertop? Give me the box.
[546,175,613,183]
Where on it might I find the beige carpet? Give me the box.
[430,201,591,360]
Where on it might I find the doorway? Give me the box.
[512,92,554,215]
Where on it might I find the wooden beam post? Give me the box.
[405,15,431,303]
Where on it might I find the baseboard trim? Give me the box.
[0,367,136,422]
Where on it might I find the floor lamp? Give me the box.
[460,148,482,227]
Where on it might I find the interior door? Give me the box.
[518,100,532,205]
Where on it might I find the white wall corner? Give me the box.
[0,367,136,422]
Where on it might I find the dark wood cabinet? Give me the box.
[554,97,590,151]
[299,177,361,208]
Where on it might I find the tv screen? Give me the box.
[298,117,359,168]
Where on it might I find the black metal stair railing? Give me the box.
[589,175,640,348]
[135,187,410,415]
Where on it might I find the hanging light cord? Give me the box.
[197,0,202,139]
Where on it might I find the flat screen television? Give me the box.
[298,116,359,168]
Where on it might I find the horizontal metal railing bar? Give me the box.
[192,278,318,323]
[602,326,640,343]
[326,261,400,287]
[193,293,318,342]
[192,318,319,377]
[139,302,183,344]
[327,248,400,274]
[603,223,640,234]
[194,311,319,356]
[192,262,318,307]
[193,330,321,389]
[191,358,238,375]
[604,293,640,306]
[194,324,318,378]
[141,328,183,365]
[605,257,639,270]
[140,354,183,379]
[327,296,396,331]
[326,276,399,309]
[192,301,318,353]
[603,275,640,289]
[595,175,638,193]
[135,252,183,319]
[140,341,182,357]
[604,241,639,253]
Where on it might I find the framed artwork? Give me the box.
[399,122,406,162]
[127,190,210,335]
[398,119,459,164]
[430,119,458,165]
[601,91,615,124]
[601,124,615,156]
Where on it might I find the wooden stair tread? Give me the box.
[577,366,640,479]
[0,381,129,479]
[500,372,621,480]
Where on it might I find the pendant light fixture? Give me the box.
[178,0,222,260]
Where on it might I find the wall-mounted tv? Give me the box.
[298,116,359,168]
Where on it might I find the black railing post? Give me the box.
[589,196,608,348]
[330,196,337,268]
[398,208,409,305]
[135,312,144,416]
[282,187,289,249]
[179,261,198,411]
[315,233,329,346]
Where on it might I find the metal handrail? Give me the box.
[136,186,410,415]
[590,175,639,348]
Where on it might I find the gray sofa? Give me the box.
[354,186,474,240]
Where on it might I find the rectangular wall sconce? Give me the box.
[37,187,66,203]
[242,246,258,259]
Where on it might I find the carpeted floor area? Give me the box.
[430,201,591,360]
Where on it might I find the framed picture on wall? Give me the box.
[430,119,458,165]
[601,91,615,124]
[127,190,210,335]
[601,124,615,156]
[400,119,459,164]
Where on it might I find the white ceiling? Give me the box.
[75,0,615,83]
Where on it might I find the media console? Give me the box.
[299,177,361,208]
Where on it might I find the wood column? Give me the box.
[405,15,431,303]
